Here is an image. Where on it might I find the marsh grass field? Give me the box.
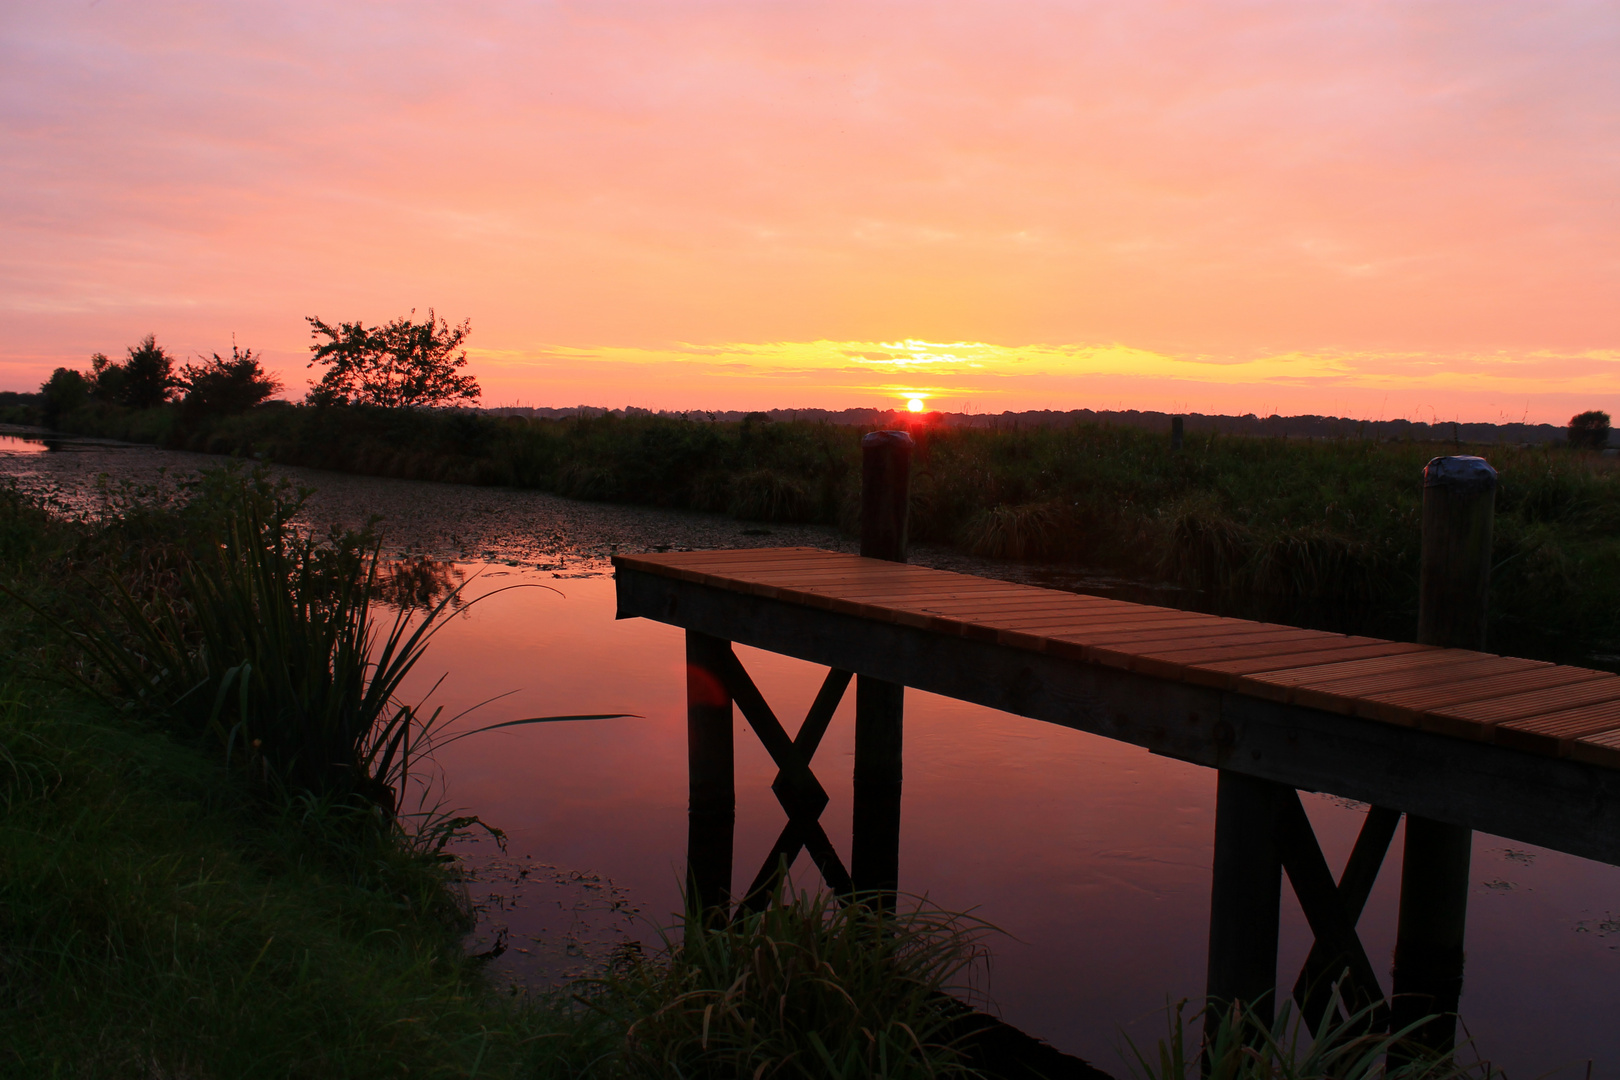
[22,399,1620,667]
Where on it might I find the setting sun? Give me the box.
[906,397,925,413]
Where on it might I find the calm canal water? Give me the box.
[3,428,1618,1077]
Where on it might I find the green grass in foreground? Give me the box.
[0,476,596,1077]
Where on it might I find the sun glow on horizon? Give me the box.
[452,338,1620,423]
[907,396,925,413]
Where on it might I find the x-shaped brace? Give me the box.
[1279,794,1402,1032]
[711,647,855,909]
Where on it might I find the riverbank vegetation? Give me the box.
[0,469,1014,1077]
[24,397,1620,665]
[0,457,1508,1076]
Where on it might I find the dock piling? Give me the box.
[686,630,736,921]
[1392,455,1498,1050]
[1205,770,1285,1031]
[853,431,913,903]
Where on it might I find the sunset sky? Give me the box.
[3,2,1616,421]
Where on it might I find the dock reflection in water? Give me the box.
[404,565,1620,1078]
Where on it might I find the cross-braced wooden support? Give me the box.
[683,630,882,914]
[723,655,856,907]
[1206,772,1401,1041]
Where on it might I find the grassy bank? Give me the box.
[0,473,595,1076]
[0,469,1011,1078]
[31,400,1620,665]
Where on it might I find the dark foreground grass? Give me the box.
[583,889,990,1079]
[0,477,601,1077]
[41,401,1620,664]
[1124,995,1501,1080]
[0,682,599,1078]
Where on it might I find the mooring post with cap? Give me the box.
[852,430,913,903]
[685,630,736,924]
[1391,454,1497,1051]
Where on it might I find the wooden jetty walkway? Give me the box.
[612,433,1620,1052]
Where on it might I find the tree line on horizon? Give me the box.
[14,309,1613,451]
[34,309,481,426]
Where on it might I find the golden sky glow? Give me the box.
[3,3,1618,422]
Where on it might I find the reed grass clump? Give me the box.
[53,471,455,814]
[957,501,1067,560]
[585,889,991,1080]
[0,490,601,1077]
[1126,995,1501,1080]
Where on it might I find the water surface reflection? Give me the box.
[408,567,1620,1078]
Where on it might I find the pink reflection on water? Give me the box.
[0,435,48,455]
[401,566,1620,1078]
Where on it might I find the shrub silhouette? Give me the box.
[1568,410,1611,450]
[177,343,282,417]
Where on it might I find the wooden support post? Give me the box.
[1392,455,1497,1051]
[1391,817,1473,1049]
[1205,770,1285,1032]
[1171,415,1184,453]
[685,630,735,922]
[853,431,912,904]
[860,430,913,562]
[852,677,904,900]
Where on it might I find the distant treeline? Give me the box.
[5,388,1594,446]
[481,403,1586,446]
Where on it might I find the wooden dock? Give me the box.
[615,546,1620,858]
[611,434,1620,1050]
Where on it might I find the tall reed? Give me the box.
[60,473,456,813]
[1125,994,1501,1080]
[584,887,992,1079]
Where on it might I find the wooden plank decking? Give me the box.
[616,546,1620,769]
[614,546,1620,864]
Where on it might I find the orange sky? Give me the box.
[2,2,1617,422]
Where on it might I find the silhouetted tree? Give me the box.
[81,335,176,409]
[87,352,125,404]
[304,309,480,408]
[177,342,283,417]
[39,367,91,426]
[117,334,177,409]
[1568,410,1611,450]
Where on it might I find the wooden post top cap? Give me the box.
[1424,455,1497,491]
[862,430,915,449]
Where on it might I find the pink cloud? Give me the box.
[2,1,1616,421]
